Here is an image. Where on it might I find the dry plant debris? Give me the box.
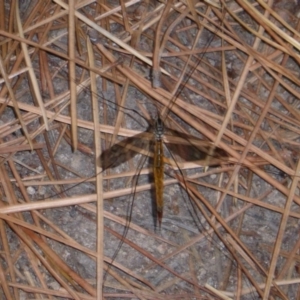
[0,0,300,299]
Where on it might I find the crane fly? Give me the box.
[97,110,228,228]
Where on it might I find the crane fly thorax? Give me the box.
[154,116,164,141]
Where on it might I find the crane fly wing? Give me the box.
[164,127,228,165]
[98,130,151,170]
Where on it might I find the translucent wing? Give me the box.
[164,127,228,165]
[98,130,152,171]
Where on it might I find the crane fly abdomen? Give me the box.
[154,116,165,227]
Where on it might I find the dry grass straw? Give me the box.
[0,0,300,299]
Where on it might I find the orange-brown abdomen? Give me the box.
[154,138,164,227]
[153,116,165,227]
